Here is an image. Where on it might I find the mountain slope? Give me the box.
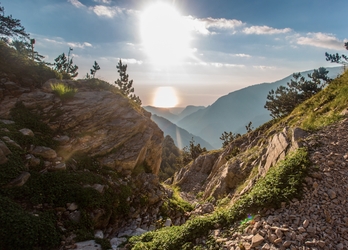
[143,105,205,123]
[151,114,214,150]
[177,67,344,148]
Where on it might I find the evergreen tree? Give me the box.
[265,67,331,118]
[90,61,100,78]
[11,39,44,62]
[325,42,348,66]
[220,131,241,148]
[53,47,78,78]
[115,59,142,105]
[0,3,29,42]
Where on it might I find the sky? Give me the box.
[1,0,348,107]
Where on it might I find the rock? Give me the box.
[19,128,34,137]
[75,240,101,250]
[67,202,79,211]
[94,230,104,239]
[2,136,21,148]
[49,162,66,171]
[53,135,70,144]
[68,210,81,223]
[327,189,337,199]
[303,219,309,228]
[6,171,31,187]
[31,146,57,159]
[92,184,105,193]
[164,218,172,227]
[251,234,264,247]
[110,237,127,249]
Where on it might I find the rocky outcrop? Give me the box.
[202,117,348,250]
[0,79,163,175]
[174,126,308,200]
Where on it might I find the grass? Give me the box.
[287,70,348,130]
[129,148,310,249]
[51,82,77,100]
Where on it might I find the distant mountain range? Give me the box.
[145,67,344,149]
[143,105,205,123]
[150,114,214,150]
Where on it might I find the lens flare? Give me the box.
[153,86,179,108]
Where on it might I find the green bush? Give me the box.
[51,82,77,100]
[0,195,60,250]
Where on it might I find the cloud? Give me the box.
[67,42,93,49]
[90,5,124,18]
[188,16,244,35]
[253,65,276,70]
[243,25,292,35]
[232,53,251,58]
[67,0,85,9]
[93,0,111,4]
[296,32,347,50]
[188,62,244,68]
[121,58,143,65]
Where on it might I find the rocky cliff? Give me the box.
[0,78,163,176]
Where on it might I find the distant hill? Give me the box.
[143,105,205,123]
[151,114,214,150]
[177,67,344,148]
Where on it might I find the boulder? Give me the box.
[31,146,57,159]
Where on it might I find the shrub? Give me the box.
[51,82,77,100]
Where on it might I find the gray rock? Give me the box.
[19,128,34,137]
[6,171,31,187]
[75,240,101,250]
[31,146,57,159]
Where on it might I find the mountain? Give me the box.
[151,114,214,150]
[143,105,205,123]
[177,67,344,148]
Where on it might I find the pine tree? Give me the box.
[90,61,100,78]
[115,59,142,105]
[53,48,78,78]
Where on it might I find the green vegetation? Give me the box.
[160,185,193,217]
[115,59,142,105]
[325,42,348,66]
[129,148,310,249]
[159,135,181,181]
[51,82,77,100]
[220,131,241,148]
[53,47,79,78]
[265,67,331,118]
[287,69,348,130]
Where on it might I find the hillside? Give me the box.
[143,105,205,123]
[128,70,348,249]
[177,67,344,148]
[151,114,214,150]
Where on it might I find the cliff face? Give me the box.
[0,78,163,175]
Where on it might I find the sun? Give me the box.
[153,87,179,108]
[140,3,191,66]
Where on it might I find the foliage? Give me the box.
[90,61,100,78]
[220,131,241,148]
[0,41,62,87]
[0,195,61,250]
[265,67,331,118]
[0,3,29,42]
[160,185,194,217]
[51,82,77,100]
[53,47,78,78]
[325,42,348,66]
[287,69,348,130]
[129,148,310,249]
[245,121,254,133]
[11,39,45,62]
[178,138,207,166]
[159,135,181,181]
[115,59,142,105]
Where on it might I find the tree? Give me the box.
[265,67,330,119]
[220,131,241,148]
[53,47,78,78]
[0,3,29,42]
[325,42,348,66]
[115,59,142,105]
[11,39,44,62]
[245,121,254,133]
[90,61,100,78]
